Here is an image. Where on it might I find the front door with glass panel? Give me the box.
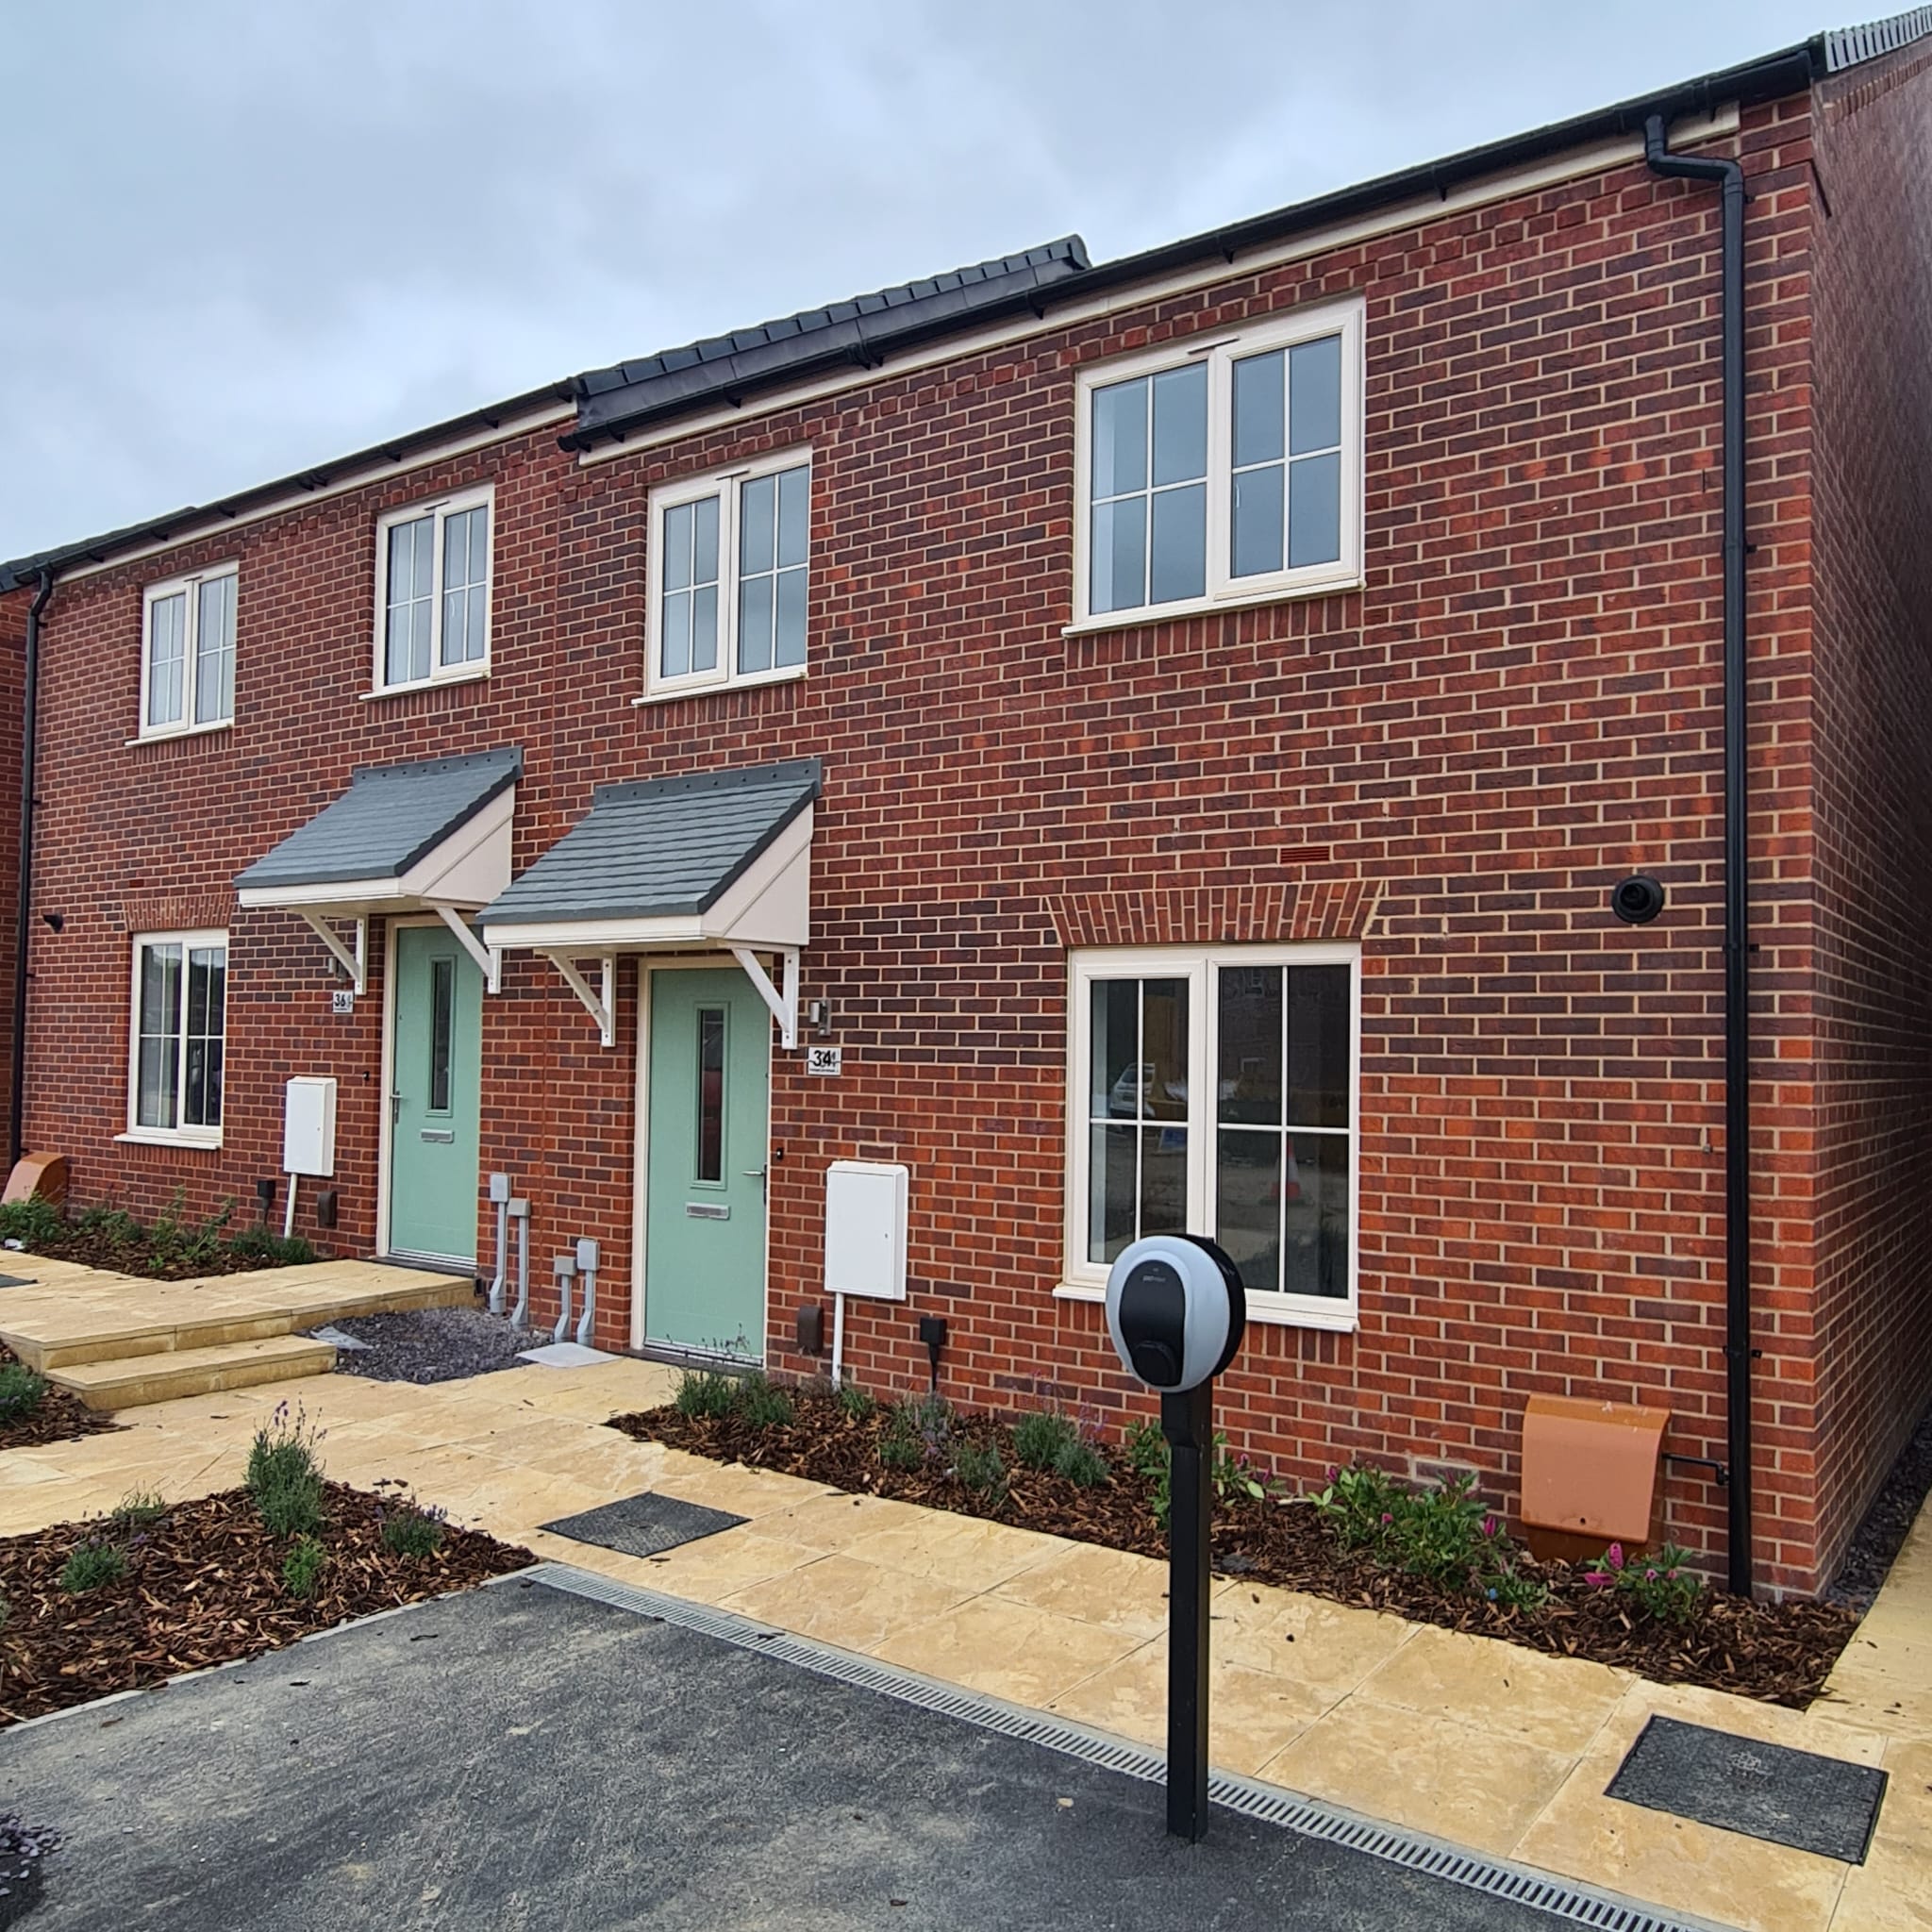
[389,924,483,1264]
[643,968,769,1357]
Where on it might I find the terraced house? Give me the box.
[4,17,1932,1598]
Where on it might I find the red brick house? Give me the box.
[6,19,1932,1596]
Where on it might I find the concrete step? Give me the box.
[45,1334,338,1411]
[2,1269,475,1372]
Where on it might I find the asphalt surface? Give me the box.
[0,1577,1607,1931]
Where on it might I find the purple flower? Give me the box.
[1583,1570,1609,1587]
[1379,1511,1393,1524]
[1481,1515,1497,1539]
[1606,1542,1625,1572]
[1644,1568,1658,1581]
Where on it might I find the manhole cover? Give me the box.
[540,1492,747,1560]
[1606,1714,1888,1863]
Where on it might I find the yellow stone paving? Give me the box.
[5,1299,1932,1932]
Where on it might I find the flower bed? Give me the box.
[0,1405,530,1727]
[0,1195,316,1280]
[0,1348,117,1454]
[608,1382,1857,1709]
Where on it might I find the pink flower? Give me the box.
[1379,1511,1393,1524]
[1606,1543,1625,1572]
[1482,1515,1497,1539]
[1583,1570,1609,1587]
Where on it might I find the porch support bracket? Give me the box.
[730,944,799,1050]
[545,952,616,1048]
[429,902,502,994]
[299,911,366,995]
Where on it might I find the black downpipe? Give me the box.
[8,569,53,1170]
[1643,116,1752,1596]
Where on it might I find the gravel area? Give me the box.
[0,1815,56,1929]
[307,1305,534,1384]
[1826,1395,1932,1612]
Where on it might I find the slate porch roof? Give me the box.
[476,758,820,928]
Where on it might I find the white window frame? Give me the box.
[1069,299,1365,632]
[139,563,239,741]
[1059,942,1361,1331]
[122,929,228,1148]
[641,447,812,703]
[370,483,495,694]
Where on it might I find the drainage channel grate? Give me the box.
[519,1561,1719,1932]
[539,1493,747,1560]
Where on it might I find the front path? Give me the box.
[2,1349,1927,1932]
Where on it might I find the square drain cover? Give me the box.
[1606,1714,1888,1863]
[541,1492,747,1559]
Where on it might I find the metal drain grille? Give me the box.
[518,1562,1722,1932]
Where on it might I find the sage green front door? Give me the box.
[644,967,769,1357]
[389,923,483,1264]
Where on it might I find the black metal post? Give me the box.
[1161,1382,1212,1841]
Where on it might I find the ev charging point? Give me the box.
[1104,1233,1245,1843]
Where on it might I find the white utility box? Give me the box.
[282,1076,338,1177]
[824,1159,908,1301]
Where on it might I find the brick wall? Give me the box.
[1805,43,1932,1587]
[21,100,1856,1588]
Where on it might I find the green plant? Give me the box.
[836,1381,876,1422]
[674,1369,741,1421]
[735,1374,795,1430]
[1385,1474,1488,1587]
[1212,1432,1268,1506]
[144,1191,230,1274]
[1013,1408,1078,1472]
[282,1535,326,1600]
[953,1439,1008,1500]
[1585,1541,1702,1624]
[246,1400,325,1538]
[877,1401,928,1471]
[0,1196,61,1247]
[380,1498,446,1558]
[0,1363,48,1424]
[1311,1462,1406,1550]
[77,1202,142,1244]
[1125,1418,1173,1528]
[110,1489,167,1527]
[59,1537,126,1593]
[0,1588,9,1630]
[1056,1438,1110,1487]
[225,1227,317,1267]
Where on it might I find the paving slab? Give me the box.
[0,1577,1643,1932]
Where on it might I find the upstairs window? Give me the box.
[127,931,226,1143]
[645,453,810,698]
[141,565,237,737]
[374,486,492,691]
[1074,302,1363,627]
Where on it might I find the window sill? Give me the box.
[1053,1278,1357,1333]
[115,1130,223,1152]
[126,719,234,748]
[359,664,491,702]
[1061,571,1362,639]
[633,666,808,707]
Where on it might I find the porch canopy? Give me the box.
[235,747,521,993]
[476,758,820,1048]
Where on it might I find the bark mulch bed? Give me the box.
[0,1348,118,1454]
[2,1226,314,1280]
[608,1390,1857,1710]
[0,1482,530,1727]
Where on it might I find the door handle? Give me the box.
[742,1166,766,1198]
[390,1090,404,1124]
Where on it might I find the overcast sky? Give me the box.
[2,0,1829,562]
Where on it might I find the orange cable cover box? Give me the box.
[1519,1394,1668,1562]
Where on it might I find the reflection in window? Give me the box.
[696,1008,725,1182]
[1084,975,1190,1263]
[428,958,455,1113]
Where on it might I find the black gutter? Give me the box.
[9,569,53,1168]
[562,39,1822,454]
[1642,116,1753,1598]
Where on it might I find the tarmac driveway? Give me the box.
[0,1574,1679,1930]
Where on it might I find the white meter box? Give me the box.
[824,1159,908,1301]
[282,1076,338,1177]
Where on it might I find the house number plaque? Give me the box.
[331,990,355,1016]
[807,1046,841,1076]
